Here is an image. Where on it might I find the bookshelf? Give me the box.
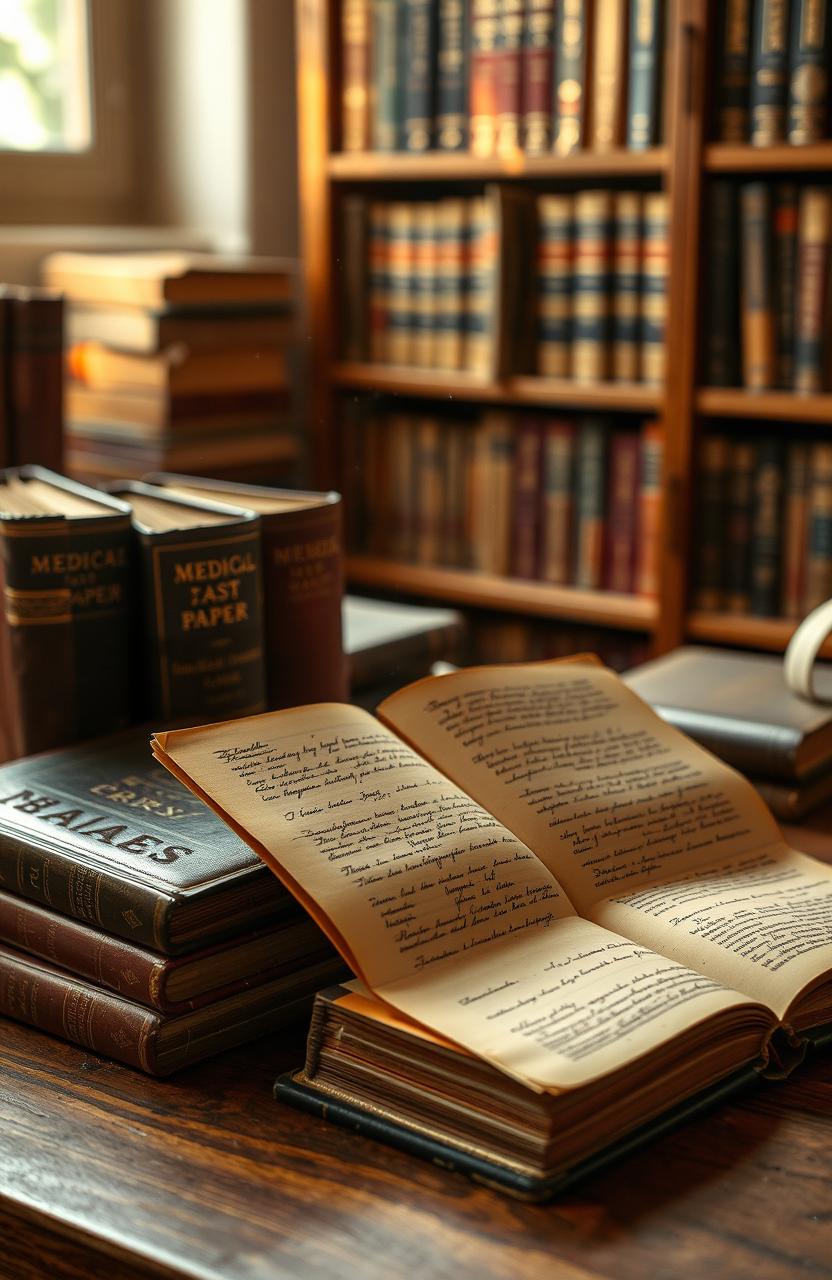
[296,0,832,666]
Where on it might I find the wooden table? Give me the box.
[1,825,831,1280]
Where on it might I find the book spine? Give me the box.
[724,439,756,613]
[404,0,438,151]
[470,0,501,155]
[442,422,467,566]
[510,420,543,578]
[9,295,64,473]
[495,0,524,155]
[536,195,573,377]
[572,190,612,383]
[634,420,662,598]
[573,418,608,588]
[489,413,515,575]
[693,434,730,610]
[138,521,267,722]
[749,0,790,145]
[590,0,627,151]
[716,0,752,142]
[388,413,415,560]
[805,442,832,610]
[414,417,444,564]
[788,0,830,144]
[703,180,740,386]
[342,0,372,151]
[436,0,469,150]
[612,192,642,381]
[521,0,555,153]
[539,421,576,584]
[386,202,415,364]
[782,440,811,618]
[341,195,370,362]
[463,194,498,376]
[640,191,668,385]
[603,431,640,592]
[750,436,784,616]
[627,0,662,149]
[372,0,405,150]
[553,0,589,155]
[368,202,389,362]
[794,186,832,394]
[70,516,135,739]
[772,182,798,390]
[434,199,467,370]
[740,182,775,390]
[421,202,441,367]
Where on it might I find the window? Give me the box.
[0,0,92,153]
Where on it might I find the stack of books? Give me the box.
[0,285,63,472]
[41,251,300,483]
[0,730,345,1074]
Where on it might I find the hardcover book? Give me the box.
[42,252,294,309]
[150,659,832,1196]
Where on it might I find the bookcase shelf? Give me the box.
[687,611,832,660]
[704,142,832,172]
[696,389,832,424]
[347,556,658,630]
[334,363,662,411]
[328,148,669,183]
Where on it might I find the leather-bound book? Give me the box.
[603,430,639,593]
[634,419,662,598]
[794,187,832,394]
[725,439,756,614]
[702,180,739,387]
[372,0,406,150]
[341,0,372,152]
[626,0,663,149]
[715,0,752,142]
[572,190,613,383]
[749,436,784,617]
[590,0,627,151]
[368,201,390,362]
[539,420,576,585]
[340,194,370,361]
[553,0,589,155]
[469,411,514,574]
[692,433,730,611]
[410,202,438,367]
[42,252,294,309]
[105,482,267,723]
[436,0,469,151]
[7,287,64,472]
[510,418,543,579]
[536,194,574,377]
[804,441,832,611]
[749,0,789,145]
[782,440,810,619]
[434,198,467,370]
[612,191,642,381]
[386,201,416,365]
[521,0,555,153]
[640,191,668,384]
[787,0,830,145]
[403,0,438,152]
[0,467,134,762]
[141,475,346,707]
[573,417,608,588]
[740,182,775,390]
[413,416,444,565]
[67,341,288,398]
[469,0,501,155]
[772,183,798,390]
[494,0,524,155]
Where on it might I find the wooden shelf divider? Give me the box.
[704,142,832,172]
[696,388,832,424]
[687,611,832,659]
[328,147,669,182]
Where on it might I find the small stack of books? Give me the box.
[41,252,300,483]
[0,285,63,472]
[0,730,345,1073]
[341,0,664,156]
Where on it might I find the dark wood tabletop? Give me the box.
[1,820,831,1280]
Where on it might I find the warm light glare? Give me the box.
[0,0,91,151]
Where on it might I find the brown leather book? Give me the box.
[6,287,64,473]
[740,182,775,391]
[68,342,289,398]
[341,0,372,151]
[590,0,628,150]
[42,252,295,309]
[143,475,346,707]
[0,467,135,762]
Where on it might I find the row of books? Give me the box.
[343,408,662,595]
[0,285,63,473]
[469,612,649,669]
[342,188,669,384]
[693,432,832,620]
[704,181,832,392]
[0,469,345,764]
[41,252,300,484]
[715,0,830,146]
[341,0,664,155]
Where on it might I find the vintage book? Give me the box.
[573,417,608,588]
[64,384,286,440]
[793,187,832,394]
[805,442,832,611]
[0,729,290,952]
[572,190,612,383]
[749,436,784,617]
[342,0,372,152]
[510,419,543,579]
[66,430,297,484]
[443,422,471,567]
[42,252,294,309]
[343,595,466,689]
[65,304,293,357]
[68,342,288,397]
[340,195,371,362]
[385,202,415,364]
[590,0,627,150]
[539,420,575,585]
[494,0,524,155]
[0,943,343,1075]
[521,0,555,153]
[749,0,790,145]
[716,0,752,141]
[142,476,346,708]
[702,181,739,387]
[387,413,418,561]
[640,192,668,384]
[536,194,573,377]
[772,182,799,390]
[625,645,832,781]
[603,431,639,593]
[753,769,832,821]
[469,0,501,155]
[627,0,663,148]
[434,198,467,370]
[372,0,405,150]
[740,182,775,390]
[403,0,438,152]
[693,433,731,611]
[410,203,438,367]
[0,468,134,762]
[463,192,499,377]
[634,420,662,598]
[6,288,64,473]
[553,0,589,155]
[787,0,830,144]
[611,192,642,381]
[368,201,390,362]
[469,411,514,574]
[413,417,444,565]
[106,482,267,723]
[0,889,332,1014]
[724,439,756,614]
[436,0,469,150]
[152,659,832,1196]
[782,441,811,619]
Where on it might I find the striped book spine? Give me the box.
[536,194,573,377]
[749,0,789,145]
[703,180,739,386]
[640,192,668,385]
[436,0,469,151]
[573,418,608,589]
[626,0,663,149]
[342,0,372,152]
[693,434,731,611]
[805,442,832,610]
[463,194,499,377]
[470,0,501,156]
[372,0,405,150]
[750,436,784,617]
[368,202,389,362]
[788,0,830,144]
[521,0,555,153]
[411,202,438,368]
[740,182,775,389]
[495,0,524,155]
[603,431,640,592]
[773,182,798,390]
[434,198,467,370]
[539,420,576,584]
[794,186,832,394]
[634,421,663,598]
[612,192,642,381]
[511,419,543,579]
[590,0,627,150]
[386,202,415,365]
[404,0,438,152]
[725,439,756,614]
[782,440,810,618]
[716,0,752,141]
[553,0,589,155]
[572,190,612,383]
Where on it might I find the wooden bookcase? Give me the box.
[296,0,832,661]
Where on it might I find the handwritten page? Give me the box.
[153,704,765,1091]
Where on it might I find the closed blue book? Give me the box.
[404,0,438,151]
[436,0,469,150]
[626,0,663,148]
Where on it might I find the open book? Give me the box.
[151,659,832,1194]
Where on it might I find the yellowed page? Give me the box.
[152,703,762,1091]
[379,662,832,1018]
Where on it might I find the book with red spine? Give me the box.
[521,0,555,153]
[635,420,663,598]
[603,431,640,593]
